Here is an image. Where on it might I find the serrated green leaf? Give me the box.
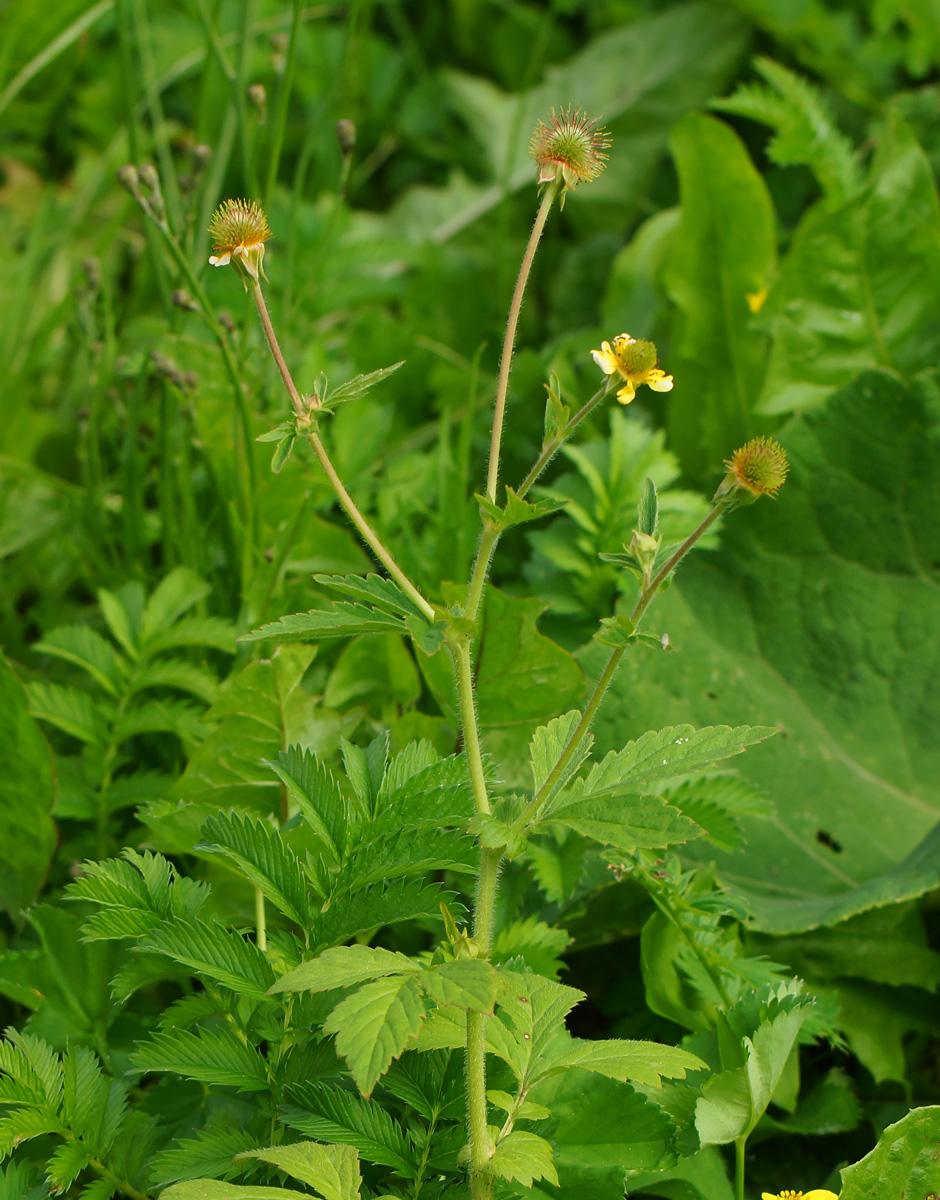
[196,811,310,926]
[241,604,406,644]
[538,1036,706,1089]
[45,1141,89,1193]
[271,945,420,995]
[466,814,527,858]
[713,57,861,202]
[421,960,497,1013]
[240,1143,361,1200]
[266,744,348,862]
[161,1183,311,1200]
[129,660,220,705]
[0,1109,66,1157]
[492,917,571,981]
[528,711,593,804]
[141,569,211,645]
[475,488,567,532]
[270,435,295,474]
[27,682,110,746]
[324,974,426,1097]
[139,919,275,999]
[309,880,461,952]
[320,362,405,411]
[487,1131,557,1188]
[130,1027,269,1091]
[281,1083,418,1175]
[33,626,126,696]
[314,574,424,620]
[148,1126,263,1187]
[256,421,296,443]
[489,970,585,1084]
[98,582,144,659]
[144,616,238,656]
[547,792,703,852]
[547,724,775,819]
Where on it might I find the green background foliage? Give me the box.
[1,1,940,1199]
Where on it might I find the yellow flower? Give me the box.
[762,1191,838,1200]
[723,436,789,499]
[590,334,674,405]
[529,107,610,194]
[208,199,272,284]
[746,287,768,313]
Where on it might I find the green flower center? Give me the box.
[617,338,657,375]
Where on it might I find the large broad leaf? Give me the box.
[0,654,56,919]
[664,112,777,480]
[758,116,940,416]
[527,1070,676,1200]
[585,370,940,934]
[839,1105,940,1199]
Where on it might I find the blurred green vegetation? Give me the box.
[2,1,940,1198]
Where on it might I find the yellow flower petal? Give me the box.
[208,252,232,267]
[803,1193,839,1199]
[616,380,636,404]
[746,287,768,313]
[648,374,674,393]
[591,344,619,375]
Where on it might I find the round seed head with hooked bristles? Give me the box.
[724,436,790,498]
[208,199,272,285]
[529,106,610,194]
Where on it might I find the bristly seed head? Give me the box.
[208,199,272,285]
[723,436,789,499]
[529,106,610,197]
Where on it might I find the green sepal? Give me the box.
[594,614,636,647]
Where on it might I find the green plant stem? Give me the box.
[249,281,435,620]
[454,644,491,817]
[514,501,727,832]
[651,889,734,1009]
[515,379,612,500]
[466,846,502,1200]
[465,379,613,626]
[734,1136,746,1200]
[484,182,557,503]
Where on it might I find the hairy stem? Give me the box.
[484,183,557,503]
[734,1136,746,1200]
[515,379,612,500]
[249,282,435,620]
[515,501,727,832]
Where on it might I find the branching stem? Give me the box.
[249,282,435,620]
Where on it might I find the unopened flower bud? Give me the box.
[192,144,212,174]
[336,119,356,156]
[529,106,610,199]
[172,288,199,312]
[247,83,267,122]
[138,163,159,192]
[116,164,143,201]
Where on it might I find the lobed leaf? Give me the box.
[282,1083,418,1176]
[130,1027,269,1092]
[324,974,426,1097]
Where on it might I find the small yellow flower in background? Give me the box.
[590,333,674,405]
[529,106,610,196]
[723,436,789,499]
[762,1191,838,1199]
[208,199,272,285]
[746,287,768,313]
